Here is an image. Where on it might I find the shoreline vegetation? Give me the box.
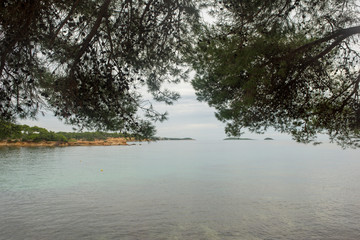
[0,121,194,147]
[0,137,128,147]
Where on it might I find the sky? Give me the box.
[18,80,227,140]
[150,81,229,140]
[19,79,292,140]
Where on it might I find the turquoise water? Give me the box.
[0,140,360,239]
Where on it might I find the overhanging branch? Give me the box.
[70,0,112,76]
[291,25,360,56]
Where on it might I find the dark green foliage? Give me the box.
[58,131,125,141]
[0,121,142,142]
[0,120,22,140]
[0,122,68,142]
[20,125,68,142]
[190,0,360,147]
[0,0,200,138]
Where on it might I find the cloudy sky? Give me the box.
[151,81,229,140]
[19,80,227,140]
[19,78,291,140]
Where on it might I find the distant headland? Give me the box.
[153,137,194,141]
[224,137,274,141]
[224,137,254,140]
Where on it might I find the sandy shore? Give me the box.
[0,137,129,147]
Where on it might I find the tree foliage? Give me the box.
[0,121,67,142]
[0,121,152,142]
[0,120,22,140]
[191,0,360,147]
[58,131,124,141]
[0,0,200,137]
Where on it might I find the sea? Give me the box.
[0,140,359,240]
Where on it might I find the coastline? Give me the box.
[0,137,129,147]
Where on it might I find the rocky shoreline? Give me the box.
[0,137,129,147]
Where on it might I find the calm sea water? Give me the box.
[0,140,359,240]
